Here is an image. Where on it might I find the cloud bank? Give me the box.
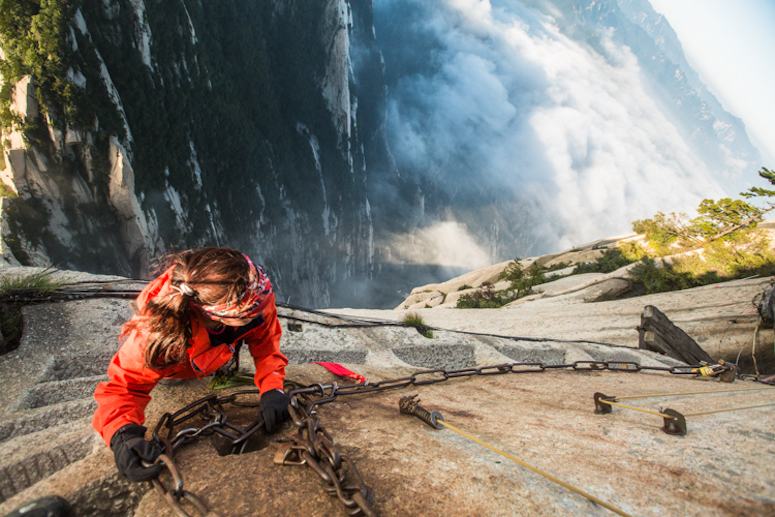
[375,0,727,256]
[386,220,492,269]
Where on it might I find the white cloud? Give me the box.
[386,220,491,268]
[382,0,726,253]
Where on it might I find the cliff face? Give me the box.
[0,0,405,306]
[1,0,766,308]
[3,267,774,515]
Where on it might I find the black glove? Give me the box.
[110,424,163,482]
[260,389,290,433]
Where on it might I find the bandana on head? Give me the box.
[194,254,272,321]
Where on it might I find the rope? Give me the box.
[281,303,639,350]
[616,386,775,401]
[1,281,641,351]
[595,399,672,419]
[602,392,775,419]
[752,319,761,378]
[683,401,775,417]
[437,420,632,517]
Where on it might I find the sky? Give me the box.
[650,0,775,165]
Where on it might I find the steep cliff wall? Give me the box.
[2,0,764,308]
[0,0,402,306]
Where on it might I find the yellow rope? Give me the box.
[597,399,672,419]
[437,420,632,517]
[602,393,775,419]
[684,401,775,417]
[616,386,774,401]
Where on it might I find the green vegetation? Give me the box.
[209,371,254,391]
[0,269,67,355]
[0,1,365,259]
[500,261,546,297]
[629,259,720,294]
[455,168,775,306]
[458,284,473,291]
[402,312,433,338]
[0,0,83,132]
[456,283,518,309]
[573,248,636,274]
[633,170,774,258]
[0,268,64,296]
[543,261,571,272]
[0,180,16,199]
[625,167,775,293]
[618,240,649,262]
[457,260,553,308]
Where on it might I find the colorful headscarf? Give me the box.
[194,254,272,321]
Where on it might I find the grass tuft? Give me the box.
[0,269,64,297]
[402,312,433,338]
[0,269,65,355]
[209,371,255,391]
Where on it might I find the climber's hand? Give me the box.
[110,424,163,482]
[260,389,290,433]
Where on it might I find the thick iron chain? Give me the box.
[146,359,733,516]
[277,395,375,516]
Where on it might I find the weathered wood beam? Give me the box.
[638,305,714,364]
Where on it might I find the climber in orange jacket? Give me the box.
[92,247,289,482]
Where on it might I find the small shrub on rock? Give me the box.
[0,269,63,296]
[402,312,433,338]
[573,248,635,274]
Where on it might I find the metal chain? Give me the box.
[142,359,734,516]
[148,454,213,517]
[276,394,376,516]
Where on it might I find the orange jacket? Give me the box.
[92,268,287,445]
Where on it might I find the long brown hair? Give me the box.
[122,247,251,368]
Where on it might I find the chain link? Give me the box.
[277,395,376,516]
[145,359,733,516]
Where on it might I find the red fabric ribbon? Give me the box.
[314,362,367,384]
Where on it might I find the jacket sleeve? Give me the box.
[91,329,164,445]
[246,294,288,394]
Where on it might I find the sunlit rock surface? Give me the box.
[388,234,775,371]
[0,266,773,515]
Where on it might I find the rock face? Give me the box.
[0,0,766,309]
[0,267,773,516]
[351,274,775,374]
[395,237,631,310]
[382,234,775,372]
[0,0,412,307]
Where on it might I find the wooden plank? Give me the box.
[638,305,714,364]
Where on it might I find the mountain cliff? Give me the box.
[0,0,413,307]
[0,0,764,308]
